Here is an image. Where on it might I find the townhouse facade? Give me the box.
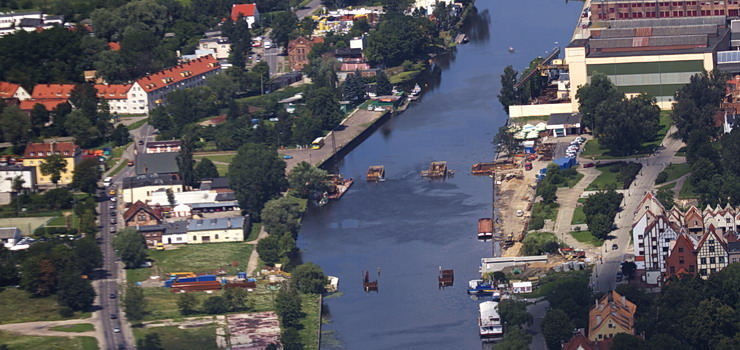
[588,291,637,342]
[21,141,81,185]
[695,226,730,278]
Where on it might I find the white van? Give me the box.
[263,41,272,49]
[103,177,112,187]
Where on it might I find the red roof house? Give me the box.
[230,4,260,28]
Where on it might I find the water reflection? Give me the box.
[463,8,491,43]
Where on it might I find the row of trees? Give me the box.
[177,287,252,315]
[672,70,740,206]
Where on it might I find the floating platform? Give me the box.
[367,165,385,182]
[478,218,493,240]
[471,161,517,176]
[363,271,378,292]
[421,161,454,178]
[438,268,454,288]
[326,174,354,200]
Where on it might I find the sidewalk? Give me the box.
[552,166,600,252]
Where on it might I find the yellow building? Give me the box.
[588,290,636,342]
[187,216,249,244]
[22,141,81,186]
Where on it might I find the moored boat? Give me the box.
[326,174,354,200]
[478,218,493,240]
[367,165,385,182]
[478,301,503,338]
[467,279,496,295]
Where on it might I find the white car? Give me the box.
[516,210,524,217]
[263,41,272,49]
[113,328,120,333]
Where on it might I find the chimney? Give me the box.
[595,299,598,309]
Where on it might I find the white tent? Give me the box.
[535,122,547,131]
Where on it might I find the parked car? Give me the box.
[110,314,117,319]
[110,293,116,299]
[127,160,134,166]
[138,140,144,145]
[113,328,120,333]
[612,244,619,250]
[584,162,595,168]
[109,227,116,233]
[516,210,524,217]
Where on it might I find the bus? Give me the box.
[311,137,324,150]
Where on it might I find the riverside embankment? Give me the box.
[297,1,583,349]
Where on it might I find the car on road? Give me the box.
[110,210,116,216]
[263,41,272,49]
[138,140,144,145]
[584,162,595,168]
[118,345,126,350]
[110,293,116,299]
[110,314,117,319]
[109,227,116,233]
[282,155,293,159]
[616,271,623,282]
[113,328,120,333]
[127,160,134,166]
[612,244,619,250]
[516,210,524,217]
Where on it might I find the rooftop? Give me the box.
[0,82,21,98]
[19,99,68,111]
[0,227,20,239]
[188,216,246,231]
[135,152,180,175]
[135,55,220,93]
[548,112,581,126]
[94,84,131,100]
[164,220,189,235]
[122,200,163,222]
[122,173,182,189]
[31,84,74,99]
[231,4,258,21]
[23,141,79,159]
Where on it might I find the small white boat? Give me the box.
[508,47,515,53]
[479,301,503,338]
[410,83,422,96]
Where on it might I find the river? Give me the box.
[296,1,583,349]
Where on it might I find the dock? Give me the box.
[421,161,453,178]
[438,268,454,288]
[471,160,517,176]
[455,33,469,44]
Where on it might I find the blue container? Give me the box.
[178,277,197,283]
[237,272,247,279]
[197,275,217,282]
[164,280,172,288]
[246,277,257,282]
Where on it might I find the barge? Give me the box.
[326,174,354,200]
[367,165,385,182]
[421,161,454,178]
[478,301,503,338]
[478,218,493,240]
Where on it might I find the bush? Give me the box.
[521,232,561,255]
[530,216,545,230]
[58,306,74,318]
[656,171,668,184]
[609,165,620,173]
[202,296,228,314]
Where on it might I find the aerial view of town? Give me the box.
[0,0,739,349]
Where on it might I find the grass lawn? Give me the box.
[299,294,321,349]
[143,243,254,280]
[532,202,559,221]
[106,143,131,168]
[194,154,236,164]
[0,331,97,350]
[46,212,79,229]
[657,182,676,190]
[679,178,698,199]
[0,216,53,235]
[570,230,603,246]
[571,207,586,225]
[389,70,419,84]
[50,323,95,333]
[563,171,584,188]
[586,165,621,191]
[581,111,671,159]
[659,163,691,183]
[675,146,687,157]
[509,115,549,124]
[133,324,220,350]
[127,118,148,131]
[142,284,278,321]
[0,288,89,324]
[518,269,591,298]
[108,160,128,177]
[246,223,262,242]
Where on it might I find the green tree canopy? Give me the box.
[495,325,532,350]
[177,293,199,315]
[0,106,30,150]
[672,70,726,142]
[542,308,575,350]
[202,295,228,314]
[306,86,342,130]
[375,70,392,96]
[365,13,428,66]
[229,143,288,219]
[113,228,148,269]
[342,70,366,102]
[576,73,622,133]
[256,235,282,265]
[287,161,330,199]
[291,263,327,294]
[497,300,533,328]
[261,197,302,236]
[137,333,164,350]
[40,154,68,187]
[275,283,304,328]
[72,158,103,195]
[123,282,147,321]
[195,158,220,180]
[497,65,525,113]
[57,268,96,311]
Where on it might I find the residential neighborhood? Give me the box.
[0,0,738,350]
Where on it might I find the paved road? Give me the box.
[262,46,282,78]
[590,126,685,292]
[524,300,550,350]
[296,0,323,19]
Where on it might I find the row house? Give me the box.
[94,84,144,114]
[19,84,74,113]
[695,225,730,278]
[632,210,679,273]
[134,55,221,113]
[21,141,81,186]
[664,233,698,280]
[0,82,30,101]
[588,291,637,342]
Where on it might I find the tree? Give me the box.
[261,197,302,236]
[576,73,621,133]
[57,269,96,311]
[365,14,427,66]
[495,326,532,350]
[292,263,327,294]
[542,308,574,350]
[64,110,101,148]
[30,104,50,137]
[656,188,675,210]
[224,287,250,311]
[11,175,25,194]
[72,158,102,195]
[202,295,228,314]
[721,127,740,177]
[594,93,660,156]
[256,235,282,265]
[229,143,288,219]
[497,65,524,113]
[113,228,148,269]
[611,333,647,350]
[40,154,68,187]
[493,125,522,156]
[587,213,613,240]
[275,284,303,328]
[287,161,329,199]
[0,106,30,150]
[166,188,175,207]
[0,246,19,287]
[375,70,392,96]
[521,232,561,255]
[497,300,533,328]
[195,158,220,181]
[621,261,637,282]
[111,124,132,146]
[74,237,103,275]
[177,293,199,315]
[20,256,58,296]
[281,327,303,350]
[227,17,251,69]
[306,86,342,130]
[682,298,736,349]
[270,11,298,49]
[123,282,147,322]
[137,333,164,350]
[538,183,557,205]
[342,70,366,102]
[177,133,197,188]
[672,70,726,142]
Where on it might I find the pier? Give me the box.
[280,108,391,172]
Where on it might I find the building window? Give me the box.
[709,246,715,253]
[215,234,219,240]
[710,257,716,264]
[719,256,724,263]
[689,265,695,272]
[679,256,684,264]
[701,258,707,264]
[700,269,707,276]
[678,247,684,253]
[192,236,196,241]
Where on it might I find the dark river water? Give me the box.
[297,1,582,349]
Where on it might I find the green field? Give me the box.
[0,331,97,350]
[562,171,584,188]
[193,154,236,164]
[0,216,52,235]
[586,165,622,191]
[657,182,676,190]
[127,243,254,283]
[570,230,603,246]
[300,294,322,349]
[133,324,220,350]
[571,207,586,225]
[106,143,131,168]
[50,323,95,333]
[581,111,671,159]
[126,118,149,131]
[0,288,89,324]
[389,70,420,84]
[659,163,691,183]
[46,213,79,229]
[246,223,262,242]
